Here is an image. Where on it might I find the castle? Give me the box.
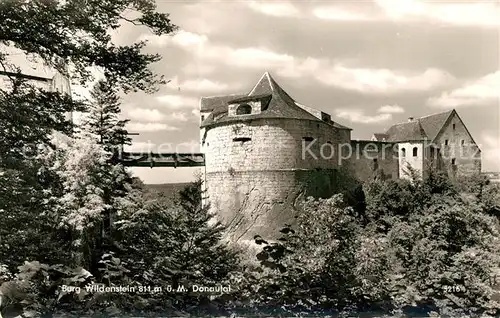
[199,72,481,242]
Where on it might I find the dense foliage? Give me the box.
[220,171,500,317]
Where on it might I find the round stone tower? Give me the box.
[200,72,351,244]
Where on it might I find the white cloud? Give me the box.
[480,132,500,171]
[318,66,453,94]
[183,63,216,76]
[147,30,450,94]
[141,29,294,70]
[335,109,392,124]
[427,71,500,108]
[279,58,453,94]
[312,1,500,27]
[231,47,294,68]
[374,0,500,28]
[139,30,208,48]
[171,112,189,122]
[126,122,179,132]
[203,46,294,69]
[246,1,300,17]
[168,76,232,92]
[312,7,374,21]
[155,94,199,109]
[378,105,405,113]
[127,108,166,122]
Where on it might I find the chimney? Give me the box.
[408,117,414,122]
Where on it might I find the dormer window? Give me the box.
[236,104,252,115]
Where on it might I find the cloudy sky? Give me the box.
[109,0,500,184]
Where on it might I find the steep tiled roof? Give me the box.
[418,110,454,141]
[383,110,454,142]
[201,72,351,129]
[200,94,246,112]
[246,72,320,120]
[228,94,271,103]
[372,133,389,141]
[385,120,428,142]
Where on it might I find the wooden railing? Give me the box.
[118,152,205,168]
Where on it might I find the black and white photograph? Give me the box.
[1,0,500,317]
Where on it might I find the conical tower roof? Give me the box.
[246,71,320,121]
[201,71,330,127]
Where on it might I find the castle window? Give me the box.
[453,123,456,130]
[302,137,314,142]
[451,158,456,165]
[461,139,465,146]
[233,137,251,142]
[236,104,252,115]
[201,115,205,121]
[445,139,448,146]
[401,148,406,157]
[413,147,418,157]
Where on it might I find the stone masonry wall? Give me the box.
[346,140,399,181]
[203,118,346,173]
[202,118,350,242]
[205,169,343,242]
[434,112,481,176]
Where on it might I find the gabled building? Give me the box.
[373,110,481,179]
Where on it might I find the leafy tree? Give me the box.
[115,180,239,314]
[0,0,177,93]
[361,172,500,316]
[0,0,176,270]
[0,87,79,269]
[41,132,118,271]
